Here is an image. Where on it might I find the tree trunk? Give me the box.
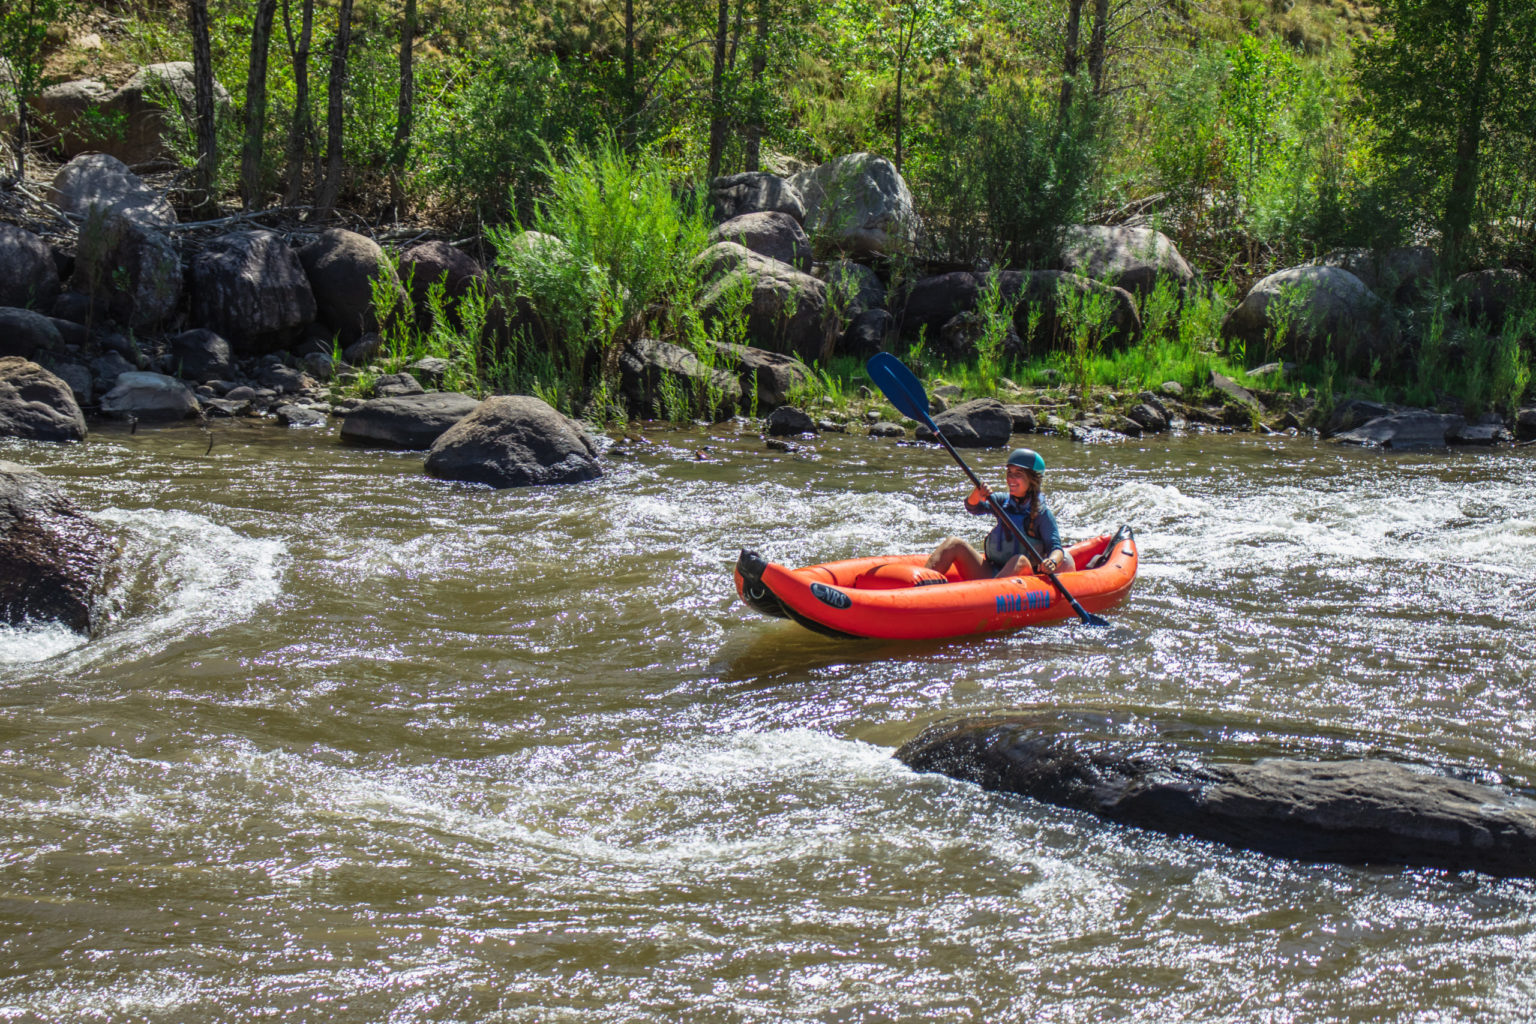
[744,0,769,171]
[623,0,638,152]
[707,0,731,181]
[1059,0,1084,123]
[314,0,355,220]
[1445,0,1501,265]
[1087,0,1110,97]
[281,0,316,206]
[390,0,417,219]
[189,0,219,217]
[240,0,278,210]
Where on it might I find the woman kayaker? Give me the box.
[924,447,1076,581]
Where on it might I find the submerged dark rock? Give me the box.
[1,460,116,632]
[896,709,1536,877]
[424,395,602,488]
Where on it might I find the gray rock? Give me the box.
[298,228,405,344]
[169,329,236,382]
[339,392,479,448]
[1323,398,1392,436]
[1210,372,1262,413]
[901,270,1141,354]
[373,372,424,397]
[0,307,64,360]
[1517,407,1536,441]
[896,709,1536,877]
[0,358,87,441]
[708,341,813,412]
[1222,266,1400,374]
[1453,268,1531,329]
[618,336,741,420]
[201,397,251,418]
[867,421,905,438]
[821,260,886,318]
[0,224,61,310]
[39,64,231,164]
[47,153,176,229]
[405,357,448,387]
[257,363,310,395]
[696,242,833,364]
[50,291,93,325]
[1449,422,1507,446]
[709,171,807,223]
[1319,246,1437,305]
[275,403,327,428]
[40,360,92,406]
[1001,404,1037,434]
[789,153,919,258]
[99,371,199,420]
[425,395,602,488]
[90,351,137,390]
[708,211,812,272]
[0,460,116,632]
[1332,411,1465,449]
[48,317,88,349]
[300,351,335,382]
[1057,224,1197,298]
[1127,402,1167,433]
[190,230,318,355]
[840,308,894,358]
[343,333,384,366]
[765,405,816,436]
[399,240,484,327]
[1159,381,1184,398]
[915,398,1012,448]
[71,204,181,329]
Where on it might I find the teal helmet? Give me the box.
[1006,447,1045,474]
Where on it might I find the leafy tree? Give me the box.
[1356,0,1536,263]
[823,0,971,172]
[0,0,71,157]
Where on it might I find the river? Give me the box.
[2,419,1535,1022]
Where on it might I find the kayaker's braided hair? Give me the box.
[1022,469,1042,521]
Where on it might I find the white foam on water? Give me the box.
[0,508,286,675]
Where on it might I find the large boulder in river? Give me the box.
[897,709,1536,877]
[0,358,87,442]
[1056,224,1197,298]
[696,242,833,364]
[425,395,602,488]
[191,230,317,355]
[790,153,918,258]
[99,371,199,421]
[1331,411,1466,450]
[339,392,479,449]
[0,224,61,310]
[915,398,1013,448]
[1222,266,1400,374]
[0,308,65,361]
[708,212,812,272]
[618,337,741,420]
[1,460,115,633]
[299,228,406,344]
[709,171,807,224]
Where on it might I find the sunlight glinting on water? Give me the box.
[2,425,1535,1022]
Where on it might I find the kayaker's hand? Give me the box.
[1039,552,1061,573]
[967,485,990,506]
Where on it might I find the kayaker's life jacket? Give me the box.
[969,493,1062,569]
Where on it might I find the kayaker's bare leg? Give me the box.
[926,537,988,581]
[997,550,1077,577]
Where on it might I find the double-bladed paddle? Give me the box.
[866,352,1110,627]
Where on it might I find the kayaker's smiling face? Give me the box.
[1005,466,1032,498]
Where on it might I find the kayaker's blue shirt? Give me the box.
[968,493,1061,569]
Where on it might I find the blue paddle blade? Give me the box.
[866,353,934,428]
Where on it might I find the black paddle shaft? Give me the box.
[865,353,1109,626]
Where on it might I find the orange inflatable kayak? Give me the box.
[734,526,1137,639]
